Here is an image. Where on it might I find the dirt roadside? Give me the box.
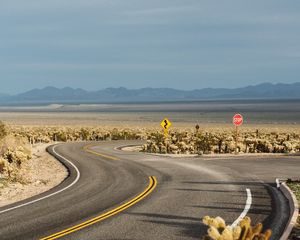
[0,143,68,207]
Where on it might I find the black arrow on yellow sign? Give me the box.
[161,118,172,137]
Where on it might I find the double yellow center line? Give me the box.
[40,144,157,240]
[83,144,120,161]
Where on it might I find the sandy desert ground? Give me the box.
[0,100,299,131]
[0,143,67,207]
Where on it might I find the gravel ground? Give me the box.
[0,143,67,207]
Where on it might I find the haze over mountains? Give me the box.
[1,82,300,104]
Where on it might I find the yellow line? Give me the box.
[40,176,157,240]
[83,144,119,160]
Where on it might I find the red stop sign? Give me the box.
[233,114,243,126]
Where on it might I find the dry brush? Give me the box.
[142,127,300,155]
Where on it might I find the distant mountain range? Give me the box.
[1,82,300,104]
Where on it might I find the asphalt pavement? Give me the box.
[0,140,299,240]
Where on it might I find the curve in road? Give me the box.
[41,176,157,240]
[0,140,299,240]
[0,145,81,215]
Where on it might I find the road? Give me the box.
[0,140,299,240]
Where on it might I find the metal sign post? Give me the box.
[233,113,243,154]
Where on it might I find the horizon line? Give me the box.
[4,81,300,96]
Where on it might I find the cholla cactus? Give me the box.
[6,124,300,154]
[3,146,31,166]
[143,128,300,155]
[202,216,272,240]
[0,131,32,182]
[11,126,148,143]
[0,158,6,174]
[0,121,8,140]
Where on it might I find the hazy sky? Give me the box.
[0,1,300,94]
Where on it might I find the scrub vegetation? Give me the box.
[287,180,300,205]
[0,121,32,183]
[1,122,299,184]
[286,180,300,239]
[143,127,300,155]
[11,126,147,143]
[202,216,272,240]
[8,125,300,155]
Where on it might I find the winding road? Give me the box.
[0,141,299,240]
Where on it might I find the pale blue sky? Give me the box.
[0,0,299,94]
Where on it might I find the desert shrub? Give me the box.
[142,129,300,155]
[0,135,31,182]
[0,121,8,140]
[195,133,215,154]
[256,140,271,153]
[3,146,31,166]
[0,158,5,174]
[11,126,147,143]
[6,125,300,155]
[202,216,271,240]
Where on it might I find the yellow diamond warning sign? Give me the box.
[161,118,171,130]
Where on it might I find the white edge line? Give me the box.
[276,178,281,188]
[231,188,252,228]
[0,145,81,214]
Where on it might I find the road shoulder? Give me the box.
[0,143,68,207]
